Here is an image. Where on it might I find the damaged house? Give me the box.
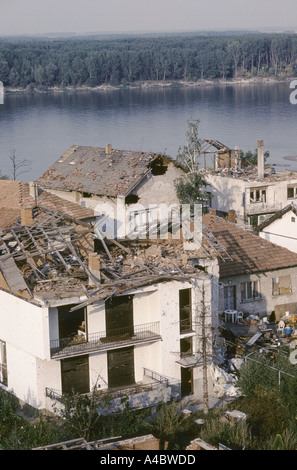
[37,145,186,238]
[203,210,297,320]
[203,139,297,227]
[0,188,227,414]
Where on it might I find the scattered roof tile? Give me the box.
[37,146,168,197]
[0,180,95,228]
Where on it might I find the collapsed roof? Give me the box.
[0,179,95,229]
[0,205,209,306]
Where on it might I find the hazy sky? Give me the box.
[0,0,296,36]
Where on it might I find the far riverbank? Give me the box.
[3,76,296,95]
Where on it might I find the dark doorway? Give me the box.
[61,355,89,394]
[107,347,135,388]
[181,367,193,397]
[105,295,134,337]
[58,305,86,341]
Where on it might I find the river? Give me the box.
[0,81,296,181]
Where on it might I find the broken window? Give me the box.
[241,281,260,301]
[179,288,192,333]
[287,186,297,199]
[180,336,193,357]
[272,276,291,295]
[250,187,267,203]
[0,340,7,386]
[58,305,86,345]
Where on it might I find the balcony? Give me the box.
[45,368,178,413]
[246,201,282,216]
[50,321,161,359]
[175,352,200,367]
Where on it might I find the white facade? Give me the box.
[46,163,185,238]
[205,172,297,225]
[0,263,219,414]
[259,208,297,253]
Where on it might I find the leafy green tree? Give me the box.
[240,148,270,166]
[175,119,211,208]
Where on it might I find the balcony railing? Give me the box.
[50,321,161,358]
[45,368,176,412]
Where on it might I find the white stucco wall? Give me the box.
[260,210,297,253]
[205,174,246,219]
[0,290,49,359]
[206,173,297,223]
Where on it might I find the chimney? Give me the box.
[29,181,38,202]
[88,252,101,286]
[257,139,264,179]
[21,207,33,226]
[227,210,237,223]
[105,144,112,155]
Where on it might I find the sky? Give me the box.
[0,0,296,36]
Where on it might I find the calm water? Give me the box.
[0,81,296,181]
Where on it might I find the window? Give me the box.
[272,276,291,295]
[292,217,296,223]
[287,186,297,199]
[241,281,260,301]
[0,340,7,386]
[250,188,267,203]
[179,288,192,333]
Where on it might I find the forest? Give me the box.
[0,32,297,89]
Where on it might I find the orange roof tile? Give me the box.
[0,180,95,228]
[203,213,297,277]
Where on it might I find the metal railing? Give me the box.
[45,368,171,404]
[50,321,161,358]
[143,368,170,386]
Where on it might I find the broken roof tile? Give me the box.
[37,146,177,197]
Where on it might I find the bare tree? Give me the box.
[9,150,31,180]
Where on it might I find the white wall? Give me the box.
[260,210,297,253]
[205,174,246,219]
[206,173,297,223]
[0,290,49,359]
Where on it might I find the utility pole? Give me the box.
[201,284,209,415]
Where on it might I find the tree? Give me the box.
[9,150,31,180]
[240,148,270,166]
[174,119,211,208]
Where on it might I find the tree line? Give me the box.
[0,33,297,88]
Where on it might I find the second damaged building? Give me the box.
[0,204,222,414]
